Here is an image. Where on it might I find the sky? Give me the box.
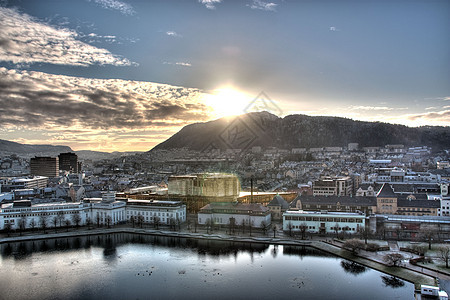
[0,0,449,152]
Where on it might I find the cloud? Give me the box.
[88,0,136,16]
[329,26,340,32]
[424,96,450,101]
[163,61,192,67]
[199,0,222,10]
[166,31,181,37]
[349,105,394,111]
[247,0,277,11]
[406,110,450,123]
[0,67,213,150]
[0,7,135,66]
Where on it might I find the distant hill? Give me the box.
[0,139,73,156]
[0,139,141,160]
[152,112,450,152]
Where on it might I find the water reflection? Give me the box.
[381,275,406,288]
[0,233,413,300]
[340,260,368,276]
[0,234,275,260]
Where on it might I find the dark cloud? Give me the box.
[0,67,212,131]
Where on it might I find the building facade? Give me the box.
[168,173,240,200]
[58,152,79,173]
[0,192,186,230]
[30,157,59,178]
[313,176,353,196]
[283,210,366,234]
[198,202,271,229]
[126,199,186,225]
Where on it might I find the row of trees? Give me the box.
[4,212,83,236]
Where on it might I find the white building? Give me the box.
[8,176,48,189]
[87,192,126,226]
[126,199,186,225]
[198,202,271,228]
[282,210,366,234]
[0,191,186,230]
[1,200,88,230]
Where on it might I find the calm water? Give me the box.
[0,233,413,300]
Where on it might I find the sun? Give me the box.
[204,86,253,118]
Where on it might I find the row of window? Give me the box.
[284,216,363,223]
[304,204,360,209]
[289,225,357,231]
[398,207,430,211]
[3,211,81,218]
[3,206,81,213]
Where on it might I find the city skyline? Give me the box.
[0,0,449,152]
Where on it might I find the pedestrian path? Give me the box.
[388,241,399,251]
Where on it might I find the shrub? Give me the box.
[365,243,380,252]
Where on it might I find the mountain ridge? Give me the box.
[152,112,450,152]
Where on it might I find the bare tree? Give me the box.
[169,217,176,231]
[334,222,340,238]
[96,212,101,228]
[206,218,211,234]
[358,226,370,244]
[29,218,36,231]
[57,211,65,228]
[299,222,308,240]
[52,216,58,233]
[394,226,402,241]
[154,216,160,230]
[343,239,365,254]
[437,246,450,268]
[86,216,92,229]
[176,217,181,231]
[272,224,277,238]
[130,216,135,228]
[105,215,112,228]
[383,253,405,267]
[72,212,81,228]
[4,222,12,237]
[64,218,71,231]
[137,214,144,228]
[18,214,27,235]
[287,221,293,237]
[342,226,349,238]
[260,221,267,235]
[421,228,437,250]
[39,214,48,234]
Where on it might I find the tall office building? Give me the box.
[30,156,59,178]
[58,152,79,173]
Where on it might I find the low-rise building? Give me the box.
[0,191,186,230]
[126,199,186,225]
[267,194,290,220]
[283,210,366,234]
[198,202,271,229]
[313,176,353,196]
